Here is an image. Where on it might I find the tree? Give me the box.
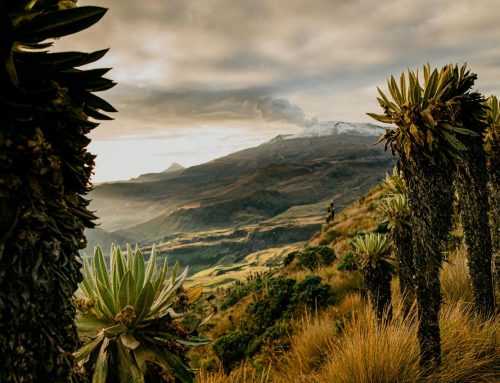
[368,64,479,370]
[485,95,500,292]
[0,2,114,381]
[352,233,395,321]
[454,91,495,317]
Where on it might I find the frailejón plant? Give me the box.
[368,63,478,369]
[352,233,395,321]
[0,1,114,381]
[74,244,210,383]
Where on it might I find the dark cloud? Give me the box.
[69,0,500,135]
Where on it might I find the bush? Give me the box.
[296,246,336,271]
[247,277,296,331]
[338,252,359,272]
[320,230,342,245]
[283,251,298,266]
[212,330,254,373]
[293,275,332,309]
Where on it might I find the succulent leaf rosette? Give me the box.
[74,245,211,383]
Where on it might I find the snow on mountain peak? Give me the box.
[285,121,385,140]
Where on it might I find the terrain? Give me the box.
[86,121,395,273]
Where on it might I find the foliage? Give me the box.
[484,95,500,151]
[247,277,297,331]
[293,275,332,309]
[213,275,334,373]
[381,167,406,196]
[377,194,409,230]
[0,2,114,381]
[337,252,359,272]
[283,251,298,266]
[351,234,394,274]
[296,246,336,271]
[368,64,481,165]
[319,230,341,245]
[326,200,336,224]
[211,331,253,373]
[74,244,210,383]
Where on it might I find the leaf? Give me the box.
[92,337,109,383]
[73,89,117,112]
[133,246,145,291]
[116,342,145,383]
[153,346,194,383]
[118,271,138,310]
[366,112,394,124]
[176,337,211,347]
[442,130,467,151]
[186,285,203,305]
[96,281,117,316]
[15,7,108,42]
[74,332,104,362]
[103,323,125,338]
[76,314,108,337]
[26,49,109,70]
[144,245,157,284]
[134,282,155,323]
[93,246,111,291]
[133,346,156,374]
[120,332,140,350]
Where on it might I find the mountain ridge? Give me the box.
[86,123,396,271]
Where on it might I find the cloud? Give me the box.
[68,0,500,179]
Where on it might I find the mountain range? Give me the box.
[85,121,396,273]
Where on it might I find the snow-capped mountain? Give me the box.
[285,121,385,140]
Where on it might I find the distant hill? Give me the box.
[85,122,395,271]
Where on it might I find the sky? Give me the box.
[61,0,500,182]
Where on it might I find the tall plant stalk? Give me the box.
[369,64,480,370]
[0,2,114,381]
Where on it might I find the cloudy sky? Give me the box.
[64,0,500,182]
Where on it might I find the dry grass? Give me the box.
[198,365,272,383]
[441,246,474,304]
[198,296,499,383]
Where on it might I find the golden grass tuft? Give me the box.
[198,364,271,383]
[440,246,474,304]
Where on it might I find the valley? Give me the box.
[85,122,396,275]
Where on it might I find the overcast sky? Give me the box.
[64,0,500,182]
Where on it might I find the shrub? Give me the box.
[319,230,342,245]
[74,245,210,383]
[296,246,336,271]
[293,275,332,309]
[337,252,359,272]
[283,251,298,266]
[212,331,254,373]
[247,277,296,331]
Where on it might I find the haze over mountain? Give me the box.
[86,122,395,272]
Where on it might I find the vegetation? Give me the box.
[369,63,484,370]
[202,252,499,383]
[0,2,114,381]
[337,252,358,272]
[378,170,415,312]
[295,246,336,271]
[485,95,500,291]
[210,275,333,374]
[453,83,494,317]
[211,331,254,373]
[352,233,395,320]
[74,245,210,382]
